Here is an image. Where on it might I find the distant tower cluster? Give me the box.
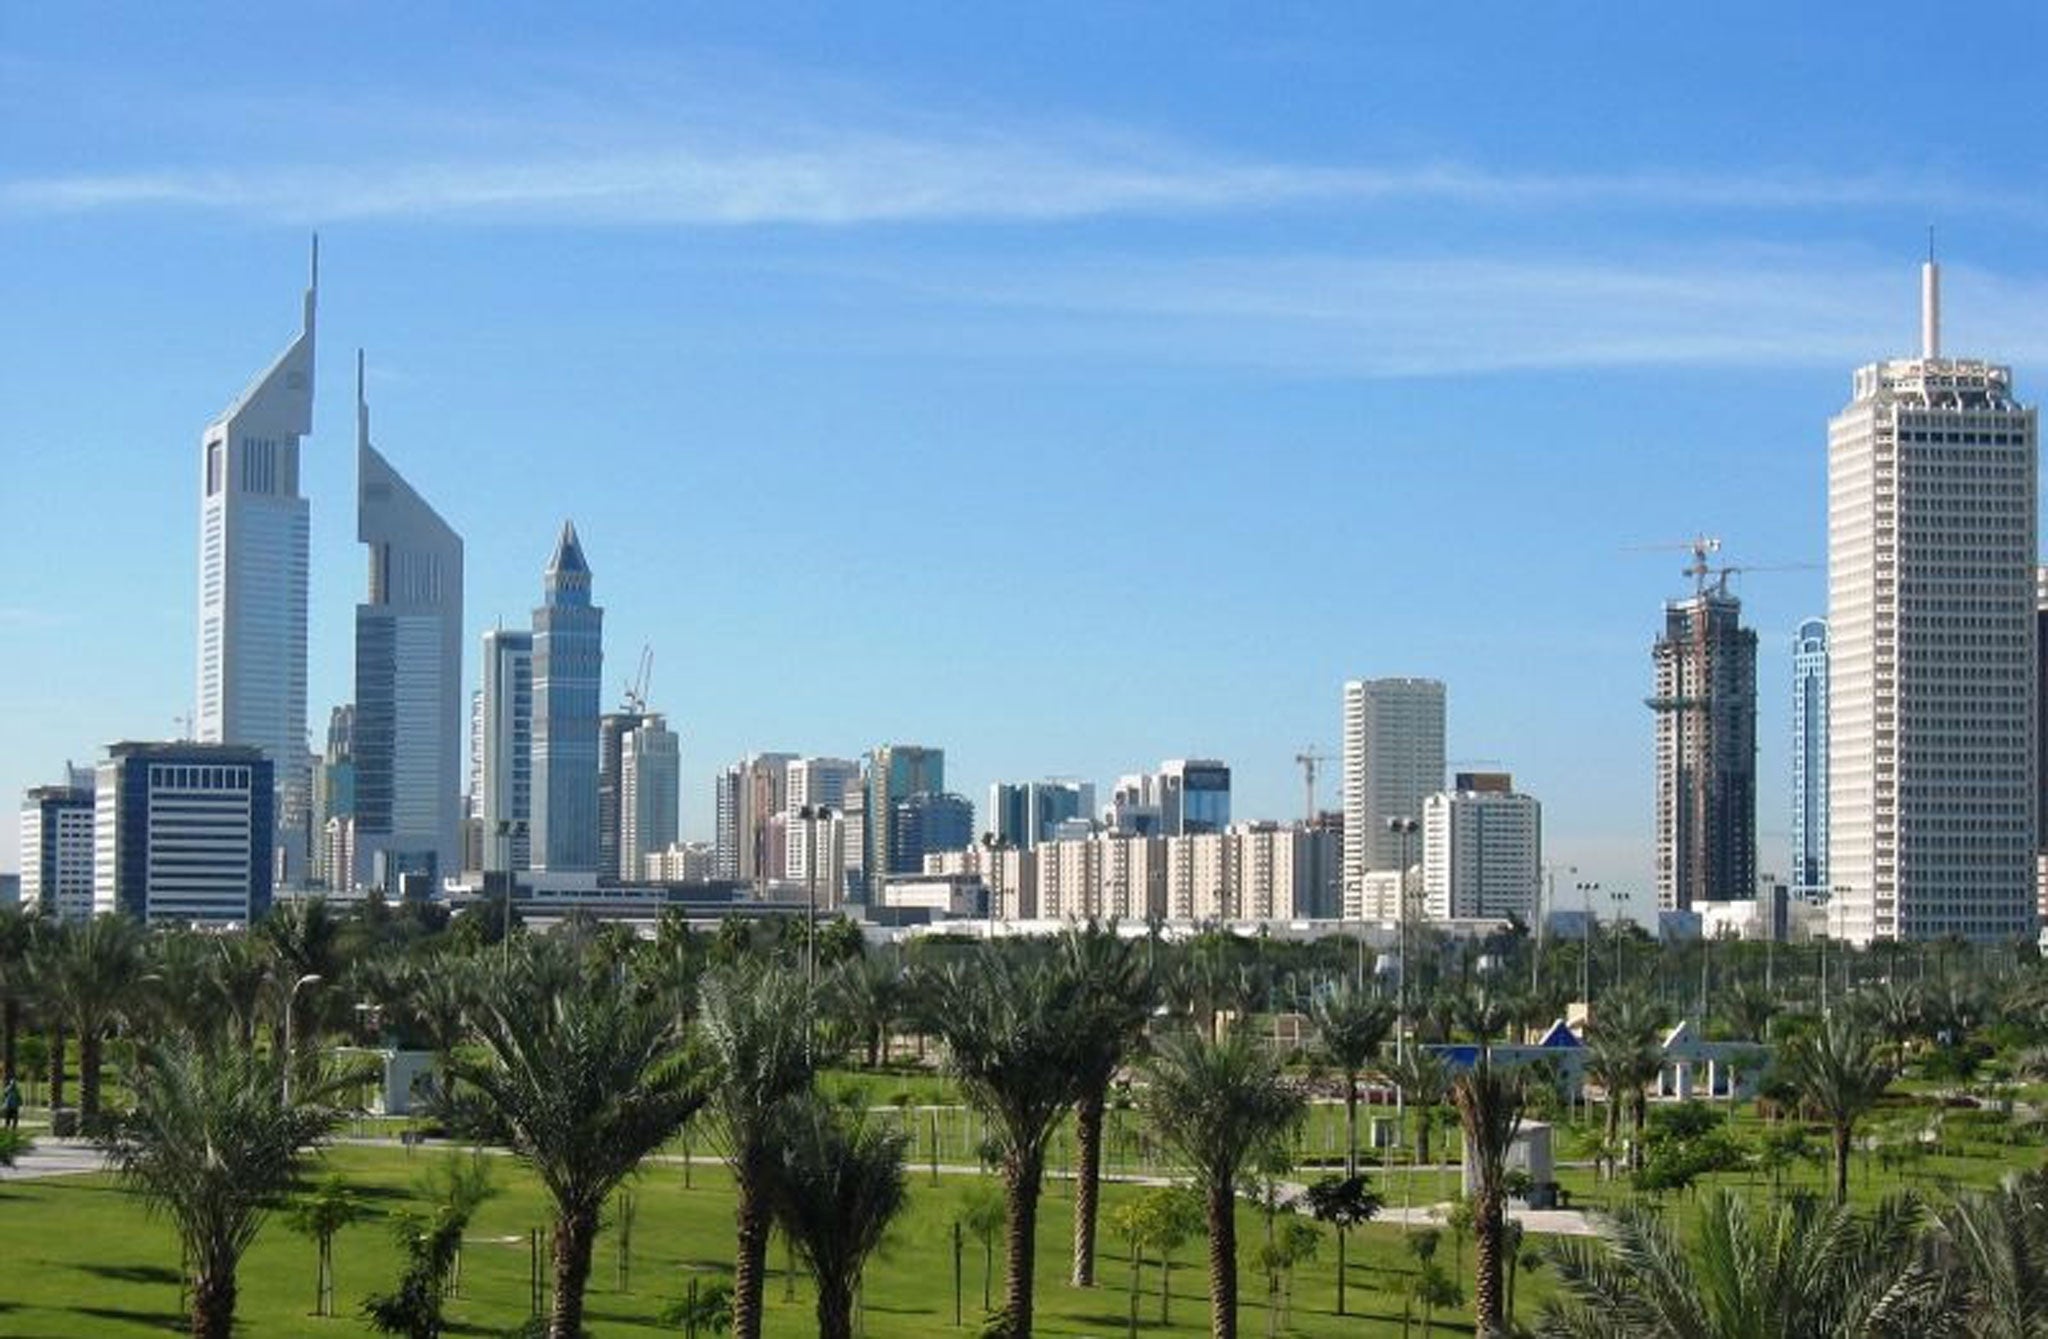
[1647,567,1758,911]
[1827,257,2039,942]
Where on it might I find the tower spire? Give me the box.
[306,233,320,333]
[1921,228,1941,360]
[356,347,368,448]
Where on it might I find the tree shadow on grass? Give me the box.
[75,1262,183,1286]
[71,1304,189,1328]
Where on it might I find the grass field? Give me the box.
[2,1083,2041,1336]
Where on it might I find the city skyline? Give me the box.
[6,7,2048,915]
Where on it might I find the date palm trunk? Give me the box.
[1071,1089,1105,1286]
[548,1207,597,1339]
[1004,1148,1046,1335]
[732,1178,773,1339]
[1203,1179,1239,1339]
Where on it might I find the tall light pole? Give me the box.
[282,972,323,1104]
[1609,888,1627,988]
[1575,881,1601,1004]
[1387,816,1418,1060]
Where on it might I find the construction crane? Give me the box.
[619,644,654,714]
[1294,747,1333,823]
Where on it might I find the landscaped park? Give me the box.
[2,899,2047,1337]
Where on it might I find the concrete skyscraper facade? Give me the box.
[196,245,316,882]
[598,710,654,881]
[530,524,603,873]
[1792,618,1829,899]
[1422,775,1541,921]
[351,355,464,893]
[478,629,534,875]
[619,715,679,882]
[1341,678,1446,914]
[1828,260,2038,943]
[1649,584,1758,910]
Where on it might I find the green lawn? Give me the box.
[0,1143,1524,1337]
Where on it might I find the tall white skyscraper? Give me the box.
[352,353,464,892]
[1342,678,1446,914]
[478,629,534,874]
[197,244,316,880]
[1791,618,1829,899]
[1828,259,2038,943]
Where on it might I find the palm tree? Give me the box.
[699,962,815,1339]
[1310,986,1394,1179]
[925,951,1083,1338]
[769,1095,911,1339]
[453,944,705,1339]
[37,912,144,1129]
[1379,1046,1450,1166]
[1724,979,1779,1044]
[831,955,904,1070]
[99,1039,347,1339]
[1583,988,1664,1174]
[1454,1060,1528,1336]
[1931,1170,2048,1338]
[1059,924,1154,1288]
[1539,1191,1955,1337]
[1783,1015,1892,1205]
[1856,980,1923,1072]
[284,1172,363,1317]
[1141,1028,1305,1339]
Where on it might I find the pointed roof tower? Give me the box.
[543,520,592,602]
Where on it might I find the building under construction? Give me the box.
[1649,564,1758,911]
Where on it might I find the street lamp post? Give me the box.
[1575,881,1601,1004]
[282,972,323,1104]
[1387,816,1418,1060]
[1609,889,1627,988]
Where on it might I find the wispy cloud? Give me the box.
[820,250,2048,376]
[1,119,2036,227]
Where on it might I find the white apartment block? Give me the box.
[785,810,848,907]
[786,756,862,814]
[922,844,1039,919]
[1827,262,2038,943]
[20,786,95,920]
[619,717,679,882]
[1342,678,1446,916]
[645,841,714,883]
[1422,784,1541,921]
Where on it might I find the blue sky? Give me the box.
[5,3,2046,913]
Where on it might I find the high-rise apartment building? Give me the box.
[1422,776,1542,921]
[20,783,94,920]
[1107,762,1227,837]
[478,629,534,875]
[713,752,798,882]
[351,356,464,893]
[196,246,316,883]
[619,715,679,881]
[1792,619,1829,899]
[531,523,603,873]
[787,757,862,814]
[1649,584,1758,910]
[94,742,274,923]
[1828,261,2038,942]
[1342,677,1447,912]
[866,745,945,881]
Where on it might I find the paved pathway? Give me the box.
[0,1136,105,1182]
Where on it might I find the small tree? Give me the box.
[1412,1257,1461,1334]
[769,1096,910,1339]
[285,1173,362,1317]
[1782,1015,1893,1205]
[956,1184,1007,1315]
[1304,1173,1381,1316]
[363,1207,466,1339]
[1258,1219,1319,1336]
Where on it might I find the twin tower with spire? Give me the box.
[198,238,600,895]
